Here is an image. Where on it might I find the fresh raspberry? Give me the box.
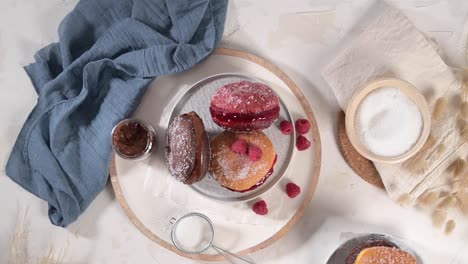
[248,144,263,162]
[231,139,248,154]
[279,120,293,135]
[286,182,301,198]
[252,200,268,215]
[295,119,311,135]
[296,135,311,151]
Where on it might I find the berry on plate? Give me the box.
[252,200,268,215]
[279,120,293,135]
[295,119,310,135]
[296,135,311,151]
[286,182,301,198]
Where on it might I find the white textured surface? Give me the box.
[1,0,468,263]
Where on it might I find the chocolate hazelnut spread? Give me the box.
[112,120,152,158]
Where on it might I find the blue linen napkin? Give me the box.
[6,0,227,227]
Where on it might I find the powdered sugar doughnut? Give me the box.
[210,131,277,192]
[165,112,210,184]
[210,81,280,132]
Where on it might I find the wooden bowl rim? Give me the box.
[345,78,431,164]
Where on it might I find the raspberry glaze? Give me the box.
[210,81,280,131]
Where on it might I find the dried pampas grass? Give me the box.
[423,133,436,150]
[437,195,458,210]
[463,83,468,98]
[434,143,446,157]
[8,208,66,264]
[38,248,66,264]
[459,192,468,215]
[432,210,447,228]
[416,191,439,206]
[457,118,466,130]
[404,133,436,173]
[450,179,464,191]
[448,158,466,178]
[433,97,449,120]
[397,193,411,206]
[444,219,456,235]
[8,209,29,264]
[460,123,468,140]
[461,102,468,120]
[405,156,428,173]
[462,203,468,215]
[421,52,468,236]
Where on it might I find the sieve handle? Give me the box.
[211,244,255,264]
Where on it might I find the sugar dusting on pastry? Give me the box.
[166,116,196,182]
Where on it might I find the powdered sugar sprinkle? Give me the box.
[165,116,196,182]
[210,81,279,114]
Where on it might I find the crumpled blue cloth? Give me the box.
[6,0,227,227]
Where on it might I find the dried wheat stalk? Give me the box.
[437,195,458,209]
[459,191,468,215]
[423,133,437,150]
[404,133,436,173]
[444,219,456,235]
[448,158,466,178]
[432,210,447,228]
[450,179,464,191]
[416,191,440,206]
[397,193,411,206]
[461,101,468,120]
[460,122,468,140]
[38,247,66,264]
[407,156,429,174]
[8,209,29,264]
[8,208,66,264]
[463,83,468,98]
[434,143,446,156]
[433,97,449,120]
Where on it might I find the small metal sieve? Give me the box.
[170,212,255,264]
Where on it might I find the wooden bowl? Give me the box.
[345,78,431,164]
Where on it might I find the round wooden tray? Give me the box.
[109,48,322,261]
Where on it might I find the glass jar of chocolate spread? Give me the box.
[111,118,156,161]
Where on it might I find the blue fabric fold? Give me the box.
[6,0,227,227]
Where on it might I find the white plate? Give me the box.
[165,73,295,202]
[110,50,321,260]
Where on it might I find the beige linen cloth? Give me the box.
[322,1,466,203]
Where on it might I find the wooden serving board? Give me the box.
[109,48,322,261]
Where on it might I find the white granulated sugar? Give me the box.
[356,87,423,157]
[174,216,213,252]
[215,143,267,181]
[211,81,278,113]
